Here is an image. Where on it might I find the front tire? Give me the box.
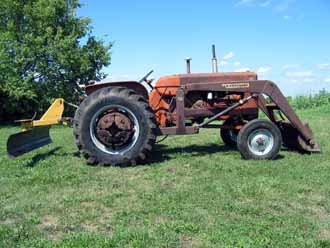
[74,87,157,166]
[237,119,282,160]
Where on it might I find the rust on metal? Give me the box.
[96,111,134,147]
[85,81,149,99]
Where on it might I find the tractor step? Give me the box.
[7,126,52,158]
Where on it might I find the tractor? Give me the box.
[7,45,321,166]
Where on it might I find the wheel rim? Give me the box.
[247,128,274,156]
[89,105,140,155]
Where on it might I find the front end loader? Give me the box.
[7,45,321,166]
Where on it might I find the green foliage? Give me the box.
[0,0,111,121]
[287,89,330,110]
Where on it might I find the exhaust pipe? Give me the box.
[185,57,192,74]
[212,44,218,73]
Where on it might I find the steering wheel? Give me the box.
[139,70,154,88]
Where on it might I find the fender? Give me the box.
[85,81,149,99]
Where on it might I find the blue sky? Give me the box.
[78,0,330,96]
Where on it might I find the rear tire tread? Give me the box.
[73,87,157,166]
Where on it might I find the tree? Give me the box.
[0,0,112,121]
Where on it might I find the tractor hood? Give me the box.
[155,72,258,88]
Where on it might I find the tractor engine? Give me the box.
[148,45,259,128]
[185,91,244,123]
[149,72,259,128]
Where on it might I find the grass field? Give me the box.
[1,106,330,247]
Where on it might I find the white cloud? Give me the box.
[235,0,296,15]
[303,78,315,83]
[223,52,235,60]
[317,64,330,70]
[234,61,241,67]
[235,67,251,72]
[235,0,271,7]
[283,64,300,70]
[325,78,330,83]
[260,0,272,7]
[235,0,255,7]
[286,71,313,78]
[274,0,295,12]
[257,66,272,75]
[219,60,228,66]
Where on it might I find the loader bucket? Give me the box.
[7,126,52,158]
[277,121,321,153]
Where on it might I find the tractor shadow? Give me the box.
[22,144,285,167]
[23,147,62,167]
[23,147,79,167]
[150,143,285,164]
[149,143,237,163]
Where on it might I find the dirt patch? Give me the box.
[81,223,98,232]
[167,167,177,173]
[319,229,330,240]
[97,207,113,223]
[161,179,176,188]
[81,205,114,233]
[308,205,329,220]
[37,215,62,241]
[285,200,330,221]
[81,201,98,208]
[40,215,58,227]
[0,218,17,225]
[179,235,201,248]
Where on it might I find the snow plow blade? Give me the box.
[6,98,66,158]
[7,126,52,158]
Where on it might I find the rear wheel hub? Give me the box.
[96,111,134,148]
[90,105,140,155]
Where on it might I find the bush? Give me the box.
[0,0,112,123]
[287,89,330,110]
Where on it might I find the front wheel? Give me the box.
[237,119,282,160]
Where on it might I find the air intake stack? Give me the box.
[185,57,192,74]
[212,44,218,73]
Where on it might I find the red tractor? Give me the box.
[8,45,320,166]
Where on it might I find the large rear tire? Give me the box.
[73,87,157,166]
[237,119,282,160]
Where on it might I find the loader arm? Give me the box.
[183,80,320,152]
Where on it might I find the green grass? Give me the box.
[1,106,330,247]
